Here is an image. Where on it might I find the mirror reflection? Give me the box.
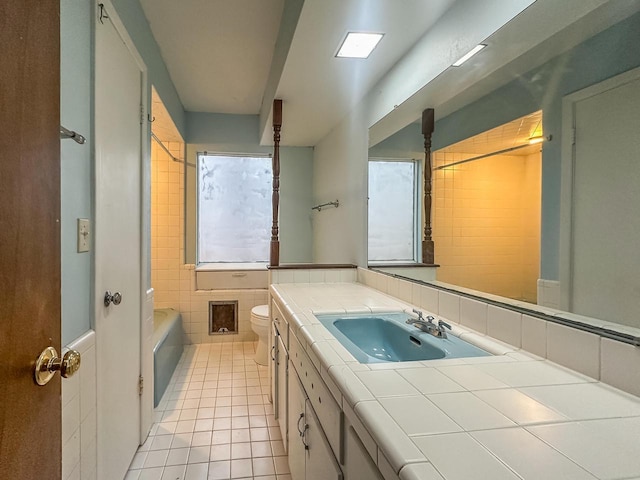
[368,5,640,330]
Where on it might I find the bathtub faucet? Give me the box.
[407,309,451,339]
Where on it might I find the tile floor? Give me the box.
[125,342,291,480]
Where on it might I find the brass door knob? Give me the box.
[34,347,82,386]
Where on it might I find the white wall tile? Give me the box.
[600,338,640,397]
[62,330,97,480]
[459,297,487,333]
[62,395,80,444]
[521,314,547,357]
[397,280,413,304]
[420,286,439,313]
[62,430,81,480]
[438,291,460,323]
[487,306,521,347]
[80,345,96,421]
[309,269,325,283]
[340,268,357,282]
[293,269,310,283]
[547,323,600,380]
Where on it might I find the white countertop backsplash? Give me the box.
[271,282,640,480]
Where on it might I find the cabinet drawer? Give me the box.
[196,270,268,290]
[290,334,342,460]
[271,299,289,348]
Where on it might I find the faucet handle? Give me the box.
[412,309,424,320]
[438,319,452,330]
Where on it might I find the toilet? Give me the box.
[250,304,270,365]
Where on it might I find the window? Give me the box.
[197,154,272,263]
[368,159,420,262]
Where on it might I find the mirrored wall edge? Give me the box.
[368,267,640,347]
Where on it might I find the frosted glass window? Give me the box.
[198,154,271,263]
[368,160,417,262]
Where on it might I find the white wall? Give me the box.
[312,105,368,265]
[312,0,535,266]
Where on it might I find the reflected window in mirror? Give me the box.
[368,158,420,263]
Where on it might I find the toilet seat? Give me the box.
[251,305,269,328]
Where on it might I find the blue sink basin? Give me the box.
[317,312,490,364]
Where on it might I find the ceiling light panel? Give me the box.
[452,44,486,67]
[336,32,384,59]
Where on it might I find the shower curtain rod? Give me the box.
[60,125,86,144]
[151,132,196,168]
[433,143,536,170]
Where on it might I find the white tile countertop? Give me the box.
[270,282,640,480]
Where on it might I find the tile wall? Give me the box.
[537,279,560,309]
[358,267,640,398]
[150,139,265,344]
[432,151,541,303]
[62,330,97,480]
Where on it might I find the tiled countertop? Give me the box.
[271,282,640,480]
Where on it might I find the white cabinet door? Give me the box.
[270,323,277,406]
[288,365,306,480]
[277,334,288,450]
[305,400,343,480]
[344,425,383,480]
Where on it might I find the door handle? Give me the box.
[104,290,122,306]
[34,347,81,386]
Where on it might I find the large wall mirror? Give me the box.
[368,2,640,335]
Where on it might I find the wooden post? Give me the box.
[422,108,435,264]
[270,99,282,266]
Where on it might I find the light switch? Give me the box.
[77,218,90,253]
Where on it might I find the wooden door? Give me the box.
[94,5,143,478]
[0,1,62,479]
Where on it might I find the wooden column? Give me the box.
[270,99,282,266]
[422,108,435,264]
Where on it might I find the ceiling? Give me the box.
[437,110,543,157]
[141,0,640,148]
[140,0,284,114]
[140,0,455,146]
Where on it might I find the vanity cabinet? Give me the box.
[288,371,343,480]
[271,295,383,480]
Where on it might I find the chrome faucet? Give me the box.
[406,309,452,338]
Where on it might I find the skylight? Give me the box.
[336,32,384,59]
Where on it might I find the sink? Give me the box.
[316,312,490,364]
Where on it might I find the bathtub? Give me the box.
[153,308,183,407]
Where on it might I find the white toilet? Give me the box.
[250,304,270,365]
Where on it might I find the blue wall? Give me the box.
[61,0,93,344]
[111,0,186,138]
[60,0,186,344]
[432,12,640,280]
